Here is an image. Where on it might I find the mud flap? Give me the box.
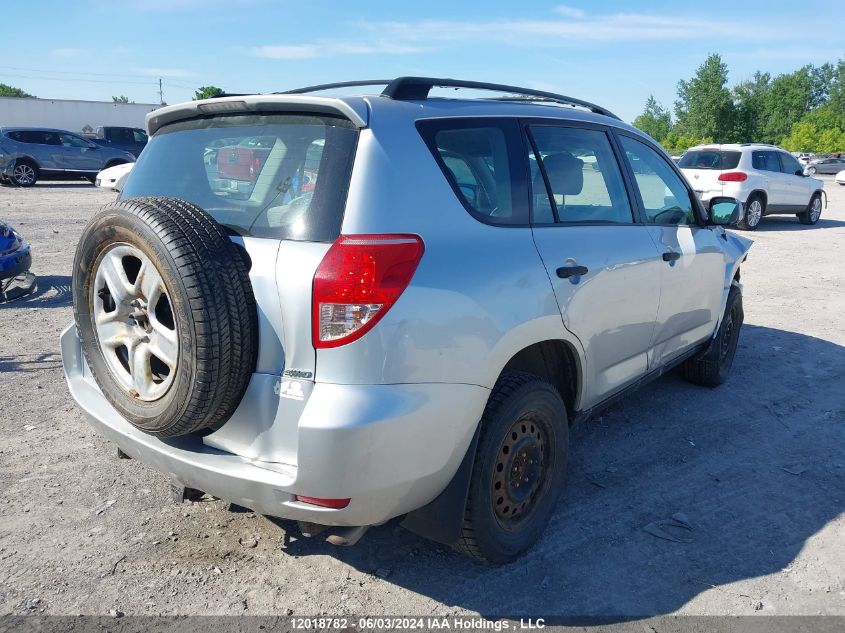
[399,423,481,546]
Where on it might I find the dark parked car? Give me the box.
[0,127,135,187]
[91,126,148,158]
[805,156,845,175]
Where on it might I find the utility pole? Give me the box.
[158,78,164,105]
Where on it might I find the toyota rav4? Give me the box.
[62,78,752,563]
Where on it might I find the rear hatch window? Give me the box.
[121,114,358,242]
[678,150,741,170]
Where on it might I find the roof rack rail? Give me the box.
[279,76,620,120]
[383,77,620,120]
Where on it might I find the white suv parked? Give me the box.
[678,144,824,230]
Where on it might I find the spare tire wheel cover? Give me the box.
[72,197,258,438]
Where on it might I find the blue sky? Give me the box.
[2,0,843,122]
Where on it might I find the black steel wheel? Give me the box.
[682,285,743,388]
[456,372,569,564]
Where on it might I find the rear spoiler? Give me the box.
[145,95,368,136]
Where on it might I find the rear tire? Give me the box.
[682,286,743,388]
[797,193,822,225]
[11,160,38,187]
[72,197,258,437]
[456,372,569,564]
[736,194,763,231]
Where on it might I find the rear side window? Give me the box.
[527,126,633,224]
[8,130,59,145]
[121,114,358,241]
[752,151,780,172]
[678,150,741,170]
[417,119,525,225]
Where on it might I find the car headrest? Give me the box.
[538,152,584,196]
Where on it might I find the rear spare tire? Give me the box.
[72,197,258,437]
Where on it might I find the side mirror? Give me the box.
[796,169,806,176]
[708,197,741,226]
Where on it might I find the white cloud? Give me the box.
[50,48,82,58]
[553,5,586,19]
[249,41,425,60]
[357,12,782,46]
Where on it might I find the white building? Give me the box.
[0,97,161,133]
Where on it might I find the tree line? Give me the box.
[633,54,845,155]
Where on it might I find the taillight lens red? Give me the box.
[718,171,748,182]
[312,234,424,349]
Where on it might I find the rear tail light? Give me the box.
[312,234,424,349]
[718,171,748,182]
[294,495,351,509]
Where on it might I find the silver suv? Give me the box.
[0,127,136,187]
[62,78,752,563]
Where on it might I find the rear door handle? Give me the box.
[556,265,588,278]
[662,251,681,262]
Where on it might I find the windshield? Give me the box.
[678,150,741,170]
[121,113,358,241]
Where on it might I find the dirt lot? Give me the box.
[1,178,843,618]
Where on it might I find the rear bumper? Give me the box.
[61,324,489,526]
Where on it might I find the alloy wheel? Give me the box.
[12,164,35,186]
[92,244,179,401]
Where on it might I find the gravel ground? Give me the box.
[0,178,843,618]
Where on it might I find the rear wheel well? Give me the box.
[747,190,766,209]
[501,340,579,422]
[15,156,39,170]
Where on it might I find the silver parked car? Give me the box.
[0,127,136,187]
[61,78,752,563]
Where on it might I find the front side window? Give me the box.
[132,129,148,143]
[620,136,696,225]
[779,152,802,174]
[418,120,523,225]
[59,133,91,148]
[528,126,633,224]
[121,114,358,241]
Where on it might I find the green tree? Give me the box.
[732,71,770,142]
[661,132,713,156]
[758,66,817,144]
[674,53,736,142]
[781,105,845,152]
[0,83,35,98]
[632,96,672,142]
[112,95,130,103]
[194,86,225,100]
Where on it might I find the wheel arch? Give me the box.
[499,339,581,422]
[400,336,584,546]
[746,189,767,209]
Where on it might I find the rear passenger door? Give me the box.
[616,134,726,367]
[526,123,664,406]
